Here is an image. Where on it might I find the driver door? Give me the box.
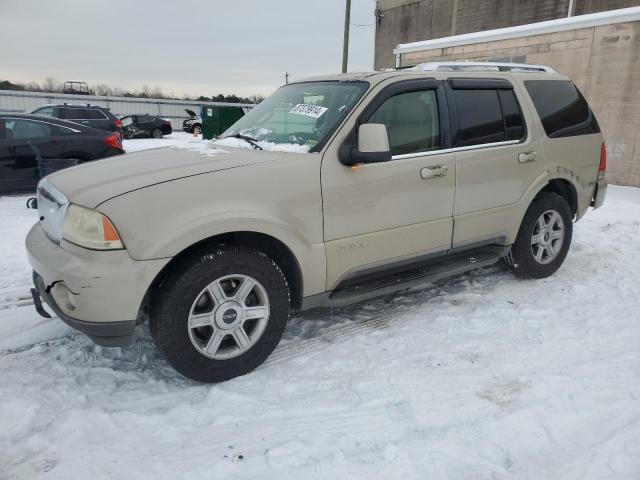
[321,79,455,289]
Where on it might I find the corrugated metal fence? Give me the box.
[0,90,254,129]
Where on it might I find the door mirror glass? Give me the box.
[358,123,390,153]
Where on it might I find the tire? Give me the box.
[124,131,133,140]
[193,125,201,134]
[510,192,573,279]
[152,128,163,139]
[149,246,290,382]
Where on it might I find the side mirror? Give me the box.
[340,123,391,166]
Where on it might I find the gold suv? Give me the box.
[27,62,607,382]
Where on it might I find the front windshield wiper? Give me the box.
[225,133,263,150]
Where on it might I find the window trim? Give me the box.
[392,139,520,160]
[1,117,82,134]
[445,78,528,148]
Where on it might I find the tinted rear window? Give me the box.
[450,87,526,147]
[499,90,525,141]
[524,80,599,138]
[453,89,504,147]
[62,108,106,120]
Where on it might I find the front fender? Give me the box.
[97,157,326,296]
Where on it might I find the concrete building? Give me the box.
[374,1,640,186]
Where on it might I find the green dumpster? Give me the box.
[201,105,246,140]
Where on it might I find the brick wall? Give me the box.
[397,21,640,186]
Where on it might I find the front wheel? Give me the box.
[149,246,290,382]
[509,192,573,279]
[152,128,163,139]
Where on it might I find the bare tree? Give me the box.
[26,81,42,92]
[94,83,113,96]
[150,86,165,99]
[248,94,265,104]
[139,85,151,98]
[41,77,59,92]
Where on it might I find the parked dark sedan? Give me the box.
[0,114,124,195]
[121,114,172,139]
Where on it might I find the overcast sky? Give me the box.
[1,0,376,98]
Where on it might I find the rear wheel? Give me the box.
[149,246,290,382]
[509,192,573,279]
[152,128,163,139]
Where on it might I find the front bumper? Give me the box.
[32,272,135,346]
[26,223,169,346]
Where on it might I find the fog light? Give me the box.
[51,282,76,312]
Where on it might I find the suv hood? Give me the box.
[47,146,277,209]
[185,108,197,118]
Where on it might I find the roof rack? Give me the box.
[411,61,556,73]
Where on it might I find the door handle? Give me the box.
[420,165,447,179]
[518,151,537,163]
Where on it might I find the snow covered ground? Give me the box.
[0,138,639,479]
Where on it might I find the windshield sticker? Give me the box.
[289,104,328,119]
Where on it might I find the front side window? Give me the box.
[366,89,440,156]
[221,81,368,151]
[524,80,599,138]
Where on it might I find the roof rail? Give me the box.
[411,61,556,73]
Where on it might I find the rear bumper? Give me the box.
[591,177,607,209]
[26,223,169,346]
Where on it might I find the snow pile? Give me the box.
[0,186,639,479]
[123,132,311,156]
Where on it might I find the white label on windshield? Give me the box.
[289,104,328,118]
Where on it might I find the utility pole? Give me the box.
[342,0,351,73]
[285,72,289,84]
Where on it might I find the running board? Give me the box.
[316,246,509,309]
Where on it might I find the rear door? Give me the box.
[62,107,111,131]
[136,115,155,133]
[446,77,545,247]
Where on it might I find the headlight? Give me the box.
[37,179,69,244]
[62,204,124,250]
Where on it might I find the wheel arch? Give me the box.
[538,178,578,217]
[145,231,304,312]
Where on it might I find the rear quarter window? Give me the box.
[524,80,600,138]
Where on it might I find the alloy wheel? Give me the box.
[187,274,270,360]
[530,209,565,264]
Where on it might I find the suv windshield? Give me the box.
[221,81,368,151]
